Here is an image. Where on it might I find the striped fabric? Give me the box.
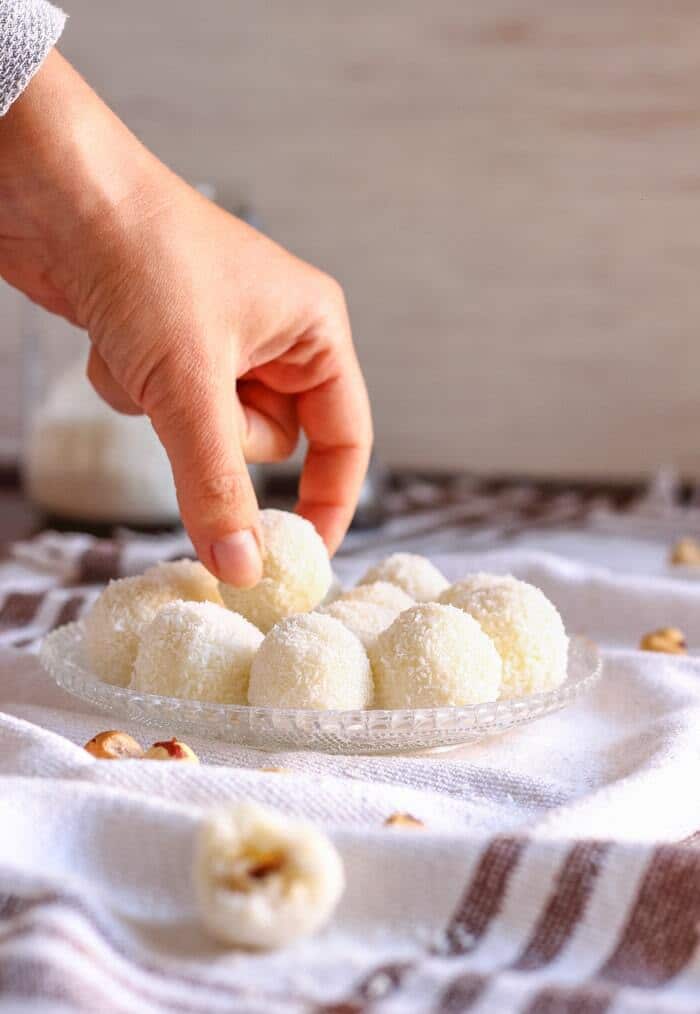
[2,476,700,1012]
[1,837,699,1012]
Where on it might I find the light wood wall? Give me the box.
[3,1,700,477]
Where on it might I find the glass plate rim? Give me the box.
[40,621,601,722]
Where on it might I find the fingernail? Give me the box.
[211,530,262,588]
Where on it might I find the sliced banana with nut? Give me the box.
[194,802,344,949]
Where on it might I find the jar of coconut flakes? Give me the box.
[21,303,180,527]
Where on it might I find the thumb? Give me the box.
[145,357,263,588]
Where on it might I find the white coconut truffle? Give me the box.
[358,553,448,602]
[219,509,332,633]
[84,575,178,687]
[131,600,263,704]
[337,581,414,612]
[248,612,373,710]
[144,558,223,605]
[369,603,502,709]
[321,572,344,606]
[439,574,569,698]
[317,599,399,652]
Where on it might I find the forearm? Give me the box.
[0,0,65,115]
[0,49,171,320]
[0,26,370,571]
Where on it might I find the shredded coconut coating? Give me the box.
[248,612,373,710]
[338,581,414,611]
[219,510,332,633]
[358,553,448,602]
[84,575,178,687]
[317,599,400,651]
[130,600,263,704]
[144,558,223,605]
[369,602,502,709]
[439,574,569,698]
[321,572,344,606]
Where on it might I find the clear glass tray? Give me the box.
[40,623,601,755]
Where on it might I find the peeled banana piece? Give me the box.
[194,802,345,949]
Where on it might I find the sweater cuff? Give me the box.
[0,0,67,116]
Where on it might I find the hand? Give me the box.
[0,52,372,586]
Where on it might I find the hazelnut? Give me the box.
[670,537,700,566]
[84,731,144,760]
[640,627,687,655]
[144,737,199,762]
[384,812,425,829]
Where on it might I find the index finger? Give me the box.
[295,352,372,554]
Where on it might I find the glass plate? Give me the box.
[40,623,601,755]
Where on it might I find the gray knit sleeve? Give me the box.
[0,0,66,116]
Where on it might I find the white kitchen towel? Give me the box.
[1,545,700,1011]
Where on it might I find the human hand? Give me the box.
[0,52,372,586]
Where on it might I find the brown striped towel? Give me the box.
[2,513,700,1011]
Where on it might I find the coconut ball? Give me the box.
[369,603,502,709]
[144,558,223,605]
[130,600,263,704]
[439,574,569,698]
[84,575,180,687]
[338,581,414,612]
[358,553,448,602]
[219,509,332,633]
[248,612,373,710]
[317,599,399,652]
[321,572,344,606]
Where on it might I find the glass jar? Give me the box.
[21,302,180,527]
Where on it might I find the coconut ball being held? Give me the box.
[219,509,332,633]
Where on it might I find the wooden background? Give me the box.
[2,1,700,477]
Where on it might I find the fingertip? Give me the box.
[210,529,263,588]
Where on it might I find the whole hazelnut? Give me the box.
[670,537,700,566]
[640,627,687,655]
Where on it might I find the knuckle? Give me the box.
[321,273,345,306]
[312,272,348,328]
[141,344,212,419]
[85,353,101,391]
[181,470,254,530]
